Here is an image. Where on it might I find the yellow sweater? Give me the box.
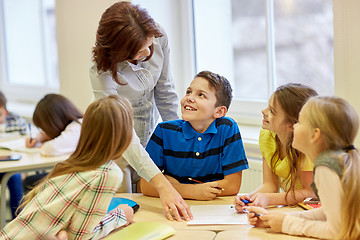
[259,129,313,190]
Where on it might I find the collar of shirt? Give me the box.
[182,120,218,140]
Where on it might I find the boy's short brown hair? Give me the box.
[195,71,233,110]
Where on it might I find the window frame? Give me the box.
[0,0,58,103]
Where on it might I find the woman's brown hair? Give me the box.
[33,94,83,139]
[92,2,162,84]
[20,95,134,209]
[270,83,318,200]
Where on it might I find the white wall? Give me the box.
[333,0,360,146]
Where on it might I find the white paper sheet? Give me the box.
[0,138,39,153]
[187,204,248,225]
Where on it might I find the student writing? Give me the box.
[235,83,317,209]
[0,95,135,239]
[245,96,360,239]
[140,71,249,200]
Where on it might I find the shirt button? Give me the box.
[198,137,202,141]
[196,152,200,156]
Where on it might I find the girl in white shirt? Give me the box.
[26,93,83,156]
[246,96,360,239]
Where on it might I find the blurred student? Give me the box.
[140,71,248,200]
[246,96,360,239]
[0,91,26,219]
[0,95,135,239]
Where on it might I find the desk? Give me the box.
[0,149,69,228]
[116,193,314,239]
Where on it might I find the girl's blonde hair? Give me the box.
[304,96,360,239]
[271,83,318,198]
[19,95,133,209]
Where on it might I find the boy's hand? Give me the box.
[192,182,222,200]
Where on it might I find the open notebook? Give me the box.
[104,222,175,240]
[187,204,248,225]
[0,138,39,153]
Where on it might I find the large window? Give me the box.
[0,0,58,102]
[193,0,334,123]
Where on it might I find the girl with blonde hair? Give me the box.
[246,96,360,239]
[0,95,135,239]
[235,83,317,209]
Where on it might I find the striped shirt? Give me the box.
[0,112,27,135]
[0,161,126,240]
[145,117,248,183]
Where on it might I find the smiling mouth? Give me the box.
[184,106,196,111]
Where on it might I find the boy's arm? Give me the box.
[216,171,242,196]
[140,177,160,197]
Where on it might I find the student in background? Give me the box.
[140,71,248,200]
[90,1,191,221]
[25,94,83,156]
[23,94,83,193]
[0,95,135,239]
[235,84,317,209]
[0,91,26,219]
[246,96,360,239]
[0,91,27,135]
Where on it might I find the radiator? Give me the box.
[239,158,263,193]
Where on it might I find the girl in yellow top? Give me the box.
[235,83,317,208]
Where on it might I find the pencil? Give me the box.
[187,177,224,191]
[28,123,33,143]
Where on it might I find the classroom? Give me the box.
[0,0,360,239]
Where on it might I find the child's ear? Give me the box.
[310,128,321,144]
[213,106,227,119]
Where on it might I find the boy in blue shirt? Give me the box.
[140,71,248,200]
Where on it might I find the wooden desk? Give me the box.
[0,149,69,228]
[116,193,314,239]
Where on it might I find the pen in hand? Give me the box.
[188,177,225,191]
[230,205,263,217]
[28,123,33,143]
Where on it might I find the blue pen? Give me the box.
[242,208,262,217]
[241,199,251,204]
[28,123,33,143]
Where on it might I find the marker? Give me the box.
[187,177,224,191]
[242,199,251,204]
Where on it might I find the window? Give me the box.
[193,0,334,124]
[0,0,58,102]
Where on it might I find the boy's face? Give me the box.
[0,106,8,124]
[181,77,220,131]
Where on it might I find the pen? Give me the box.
[28,123,33,143]
[188,177,225,191]
[230,206,263,217]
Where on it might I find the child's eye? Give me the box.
[199,93,205,98]
[186,90,191,95]
[270,109,275,114]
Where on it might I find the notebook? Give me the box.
[187,204,248,225]
[107,197,140,213]
[0,138,39,153]
[104,222,175,240]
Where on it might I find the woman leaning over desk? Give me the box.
[90,2,191,221]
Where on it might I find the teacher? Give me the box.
[90,2,191,221]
